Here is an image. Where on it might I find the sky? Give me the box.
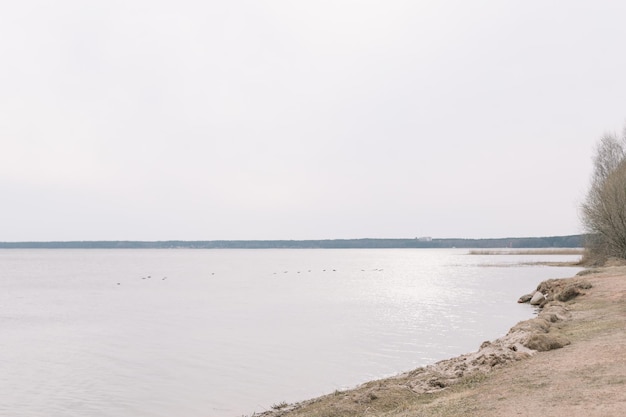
[2,0,626,241]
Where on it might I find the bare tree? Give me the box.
[591,133,625,184]
[581,128,626,261]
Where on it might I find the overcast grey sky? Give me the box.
[2,1,625,241]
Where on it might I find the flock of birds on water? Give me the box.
[114,268,385,286]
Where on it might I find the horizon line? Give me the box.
[0,234,586,243]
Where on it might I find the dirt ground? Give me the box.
[255,267,626,417]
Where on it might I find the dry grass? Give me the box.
[259,371,494,417]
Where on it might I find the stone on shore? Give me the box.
[529,291,545,305]
[556,285,581,302]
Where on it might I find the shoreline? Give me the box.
[252,267,626,416]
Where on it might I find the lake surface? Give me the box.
[0,249,581,416]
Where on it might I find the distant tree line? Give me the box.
[0,235,583,249]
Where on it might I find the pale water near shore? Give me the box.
[0,249,581,417]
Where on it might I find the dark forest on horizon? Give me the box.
[0,235,584,249]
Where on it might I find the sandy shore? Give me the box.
[254,266,626,417]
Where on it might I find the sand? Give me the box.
[254,266,626,417]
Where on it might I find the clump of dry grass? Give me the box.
[271,401,289,410]
[524,334,571,351]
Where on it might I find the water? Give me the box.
[0,249,581,416]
